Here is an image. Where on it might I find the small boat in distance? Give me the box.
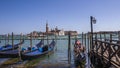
[21,39,55,60]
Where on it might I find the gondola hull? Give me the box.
[0,40,43,58]
[0,40,24,52]
[74,51,86,68]
[21,40,55,60]
[21,48,54,60]
[0,40,24,58]
[0,49,19,58]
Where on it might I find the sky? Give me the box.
[0,0,120,34]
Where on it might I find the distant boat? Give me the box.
[21,39,55,60]
[0,40,43,58]
[0,40,24,52]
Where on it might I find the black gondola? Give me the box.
[0,40,24,52]
[74,40,86,68]
[0,40,43,58]
[21,40,55,60]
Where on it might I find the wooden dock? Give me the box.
[90,35,120,68]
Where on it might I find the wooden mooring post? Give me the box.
[110,33,112,43]
[90,34,92,52]
[5,34,7,45]
[82,32,84,45]
[84,33,86,48]
[87,33,90,54]
[118,31,120,40]
[30,33,32,51]
[55,32,57,51]
[7,33,9,44]
[95,33,97,54]
[104,33,106,41]
[12,32,14,49]
[100,33,102,41]
[18,33,22,61]
[68,31,71,64]
[87,33,90,67]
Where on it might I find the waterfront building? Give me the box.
[44,23,65,36]
[27,23,78,37]
[64,31,78,36]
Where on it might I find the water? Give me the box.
[0,34,119,67]
[0,36,77,67]
[0,34,95,62]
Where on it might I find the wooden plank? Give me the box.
[94,50,120,68]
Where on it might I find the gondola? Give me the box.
[21,39,55,60]
[0,40,24,52]
[74,52,86,68]
[0,40,43,58]
[74,40,86,68]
